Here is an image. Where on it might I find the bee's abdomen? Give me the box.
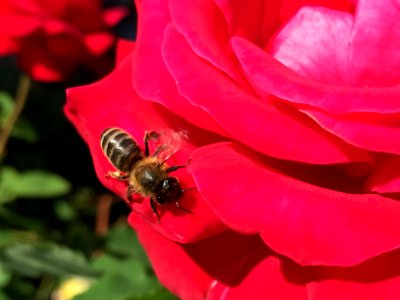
[100,128,143,172]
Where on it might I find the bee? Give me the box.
[100,127,192,223]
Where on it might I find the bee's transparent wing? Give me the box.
[147,129,188,162]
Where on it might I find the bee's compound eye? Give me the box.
[162,177,179,190]
[156,177,182,205]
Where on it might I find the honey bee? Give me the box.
[100,127,191,223]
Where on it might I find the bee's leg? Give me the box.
[106,171,128,181]
[165,159,192,173]
[144,131,160,157]
[126,185,136,201]
[165,165,185,173]
[150,197,161,224]
[175,200,195,215]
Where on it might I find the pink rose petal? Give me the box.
[188,142,400,266]
[232,37,400,114]
[348,0,400,87]
[215,0,353,49]
[163,25,373,164]
[270,7,354,85]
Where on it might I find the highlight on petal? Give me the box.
[232,37,400,114]
[65,52,225,243]
[188,142,400,266]
[270,6,354,85]
[163,25,373,164]
[132,0,225,136]
[348,0,400,86]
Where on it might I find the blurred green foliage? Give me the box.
[0,61,176,299]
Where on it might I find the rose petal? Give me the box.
[366,155,400,194]
[232,37,400,114]
[0,15,42,36]
[308,249,400,299]
[83,32,114,55]
[348,0,400,87]
[278,0,354,23]
[129,213,271,300]
[270,7,354,85]
[65,52,224,242]
[214,0,280,47]
[132,0,225,136]
[116,39,135,65]
[301,108,400,154]
[102,6,128,27]
[208,256,308,300]
[19,39,70,81]
[0,35,18,55]
[214,0,353,49]
[163,25,373,164]
[169,0,249,86]
[188,142,400,266]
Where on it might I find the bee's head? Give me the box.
[155,177,182,205]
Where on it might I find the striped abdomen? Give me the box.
[100,128,143,172]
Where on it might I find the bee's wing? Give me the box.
[149,129,188,162]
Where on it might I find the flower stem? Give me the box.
[95,193,113,236]
[0,73,31,158]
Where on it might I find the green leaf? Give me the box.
[105,226,148,262]
[0,262,11,288]
[0,230,38,248]
[10,118,37,143]
[54,200,77,222]
[15,170,71,198]
[74,255,160,300]
[0,92,13,122]
[0,167,19,203]
[0,92,37,143]
[123,288,178,300]
[0,292,10,300]
[0,243,100,278]
[0,167,71,203]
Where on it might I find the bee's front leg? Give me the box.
[150,197,161,224]
[126,185,137,201]
[106,171,129,181]
[144,131,160,157]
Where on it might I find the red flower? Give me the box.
[66,0,400,298]
[0,0,127,81]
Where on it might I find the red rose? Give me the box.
[66,0,400,299]
[0,0,126,81]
